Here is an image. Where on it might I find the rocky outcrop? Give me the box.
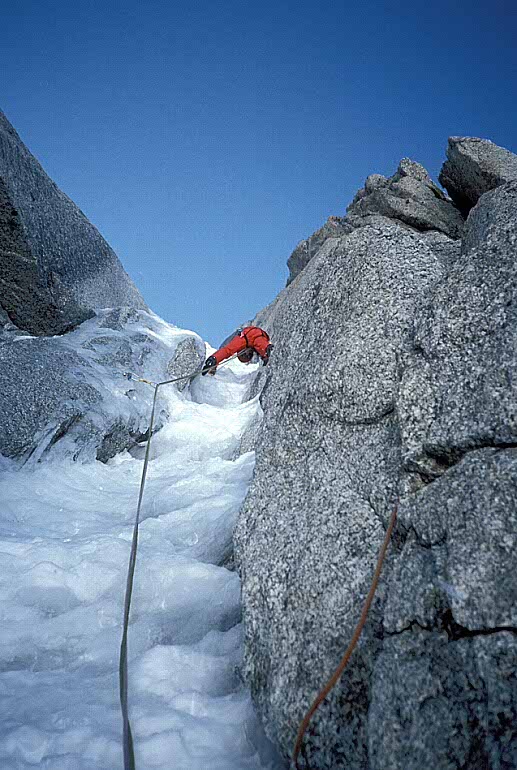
[0,176,93,335]
[372,182,517,769]
[236,140,517,768]
[439,136,517,215]
[346,158,465,240]
[0,110,147,335]
[0,309,198,463]
[286,157,464,284]
[236,222,446,769]
[166,336,206,391]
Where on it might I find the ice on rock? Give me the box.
[0,321,282,769]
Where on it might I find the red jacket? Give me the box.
[212,326,270,364]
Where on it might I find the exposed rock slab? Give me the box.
[286,216,349,285]
[370,631,516,770]
[439,136,517,215]
[237,156,517,768]
[0,176,93,335]
[0,110,147,335]
[235,221,446,767]
[398,181,517,479]
[367,181,517,768]
[385,449,517,634]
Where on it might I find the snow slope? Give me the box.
[0,323,282,769]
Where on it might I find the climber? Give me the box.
[202,325,273,376]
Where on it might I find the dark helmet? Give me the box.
[237,348,253,363]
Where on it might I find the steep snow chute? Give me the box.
[119,348,254,770]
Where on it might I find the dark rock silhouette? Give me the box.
[0,174,93,335]
[0,110,147,335]
[439,136,517,215]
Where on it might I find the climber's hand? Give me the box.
[202,355,217,376]
[262,344,274,366]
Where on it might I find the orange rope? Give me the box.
[292,502,398,769]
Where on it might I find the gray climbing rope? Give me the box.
[119,348,252,770]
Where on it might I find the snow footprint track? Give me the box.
[0,356,281,769]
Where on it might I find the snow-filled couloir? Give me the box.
[0,312,282,770]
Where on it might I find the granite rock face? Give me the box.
[0,176,93,335]
[370,628,516,770]
[370,182,517,768]
[439,136,517,215]
[0,110,147,335]
[399,181,517,479]
[235,221,447,769]
[236,141,517,768]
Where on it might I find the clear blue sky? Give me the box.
[2,0,516,345]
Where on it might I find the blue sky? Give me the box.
[2,0,516,345]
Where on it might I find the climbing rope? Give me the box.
[119,348,252,770]
[292,502,398,769]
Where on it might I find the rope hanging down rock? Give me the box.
[119,348,252,770]
[292,502,398,770]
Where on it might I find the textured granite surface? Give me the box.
[0,110,146,335]
[0,175,93,334]
[236,141,517,768]
[286,216,350,285]
[346,158,465,240]
[399,181,517,478]
[235,222,446,768]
